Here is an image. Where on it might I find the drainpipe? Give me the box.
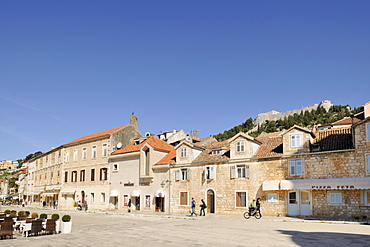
[350,115,356,149]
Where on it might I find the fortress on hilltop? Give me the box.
[253,100,333,129]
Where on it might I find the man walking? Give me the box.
[190,198,197,216]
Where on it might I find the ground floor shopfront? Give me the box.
[263,177,370,219]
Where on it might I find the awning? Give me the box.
[262,180,280,191]
[154,190,165,197]
[61,191,75,195]
[131,190,140,197]
[42,192,57,197]
[31,191,43,195]
[280,177,370,190]
[110,190,119,197]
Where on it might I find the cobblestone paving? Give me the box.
[1,206,369,246]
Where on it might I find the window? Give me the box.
[101,193,106,203]
[367,123,370,141]
[112,164,118,172]
[73,149,78,162]
[180,192,188,206]
[92,146,97,159]
[231,164,249,178]
[145,195,150,207]
[82,148,87,160]
[268,193,278,203]
[364,191,370,206]
[176,168,190,181]
[91,193,95,204]
[290,159,303,176]
[123,195,129,206]
[100,168,108,181]
[71,171,77,182]
[65,151,70,163]
[180,147,187,158]
[236,191,247,207]
[80,170,85,182]
[329,192,342,204]
[290,134,302,148]
[236,141,245,153]
[211,149,222,155]
[64,171,68,183]
[91,168,95,181]
[102,144,108,157]
[367,155,370,174]
[205,165,216,180]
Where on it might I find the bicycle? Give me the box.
[243,208,262,219]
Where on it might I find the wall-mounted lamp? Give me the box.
[160,180,171,188]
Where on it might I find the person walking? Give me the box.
[190,198,198,216]
[127,199,132,213]
[199,199,207,216]
[84,201,88,211]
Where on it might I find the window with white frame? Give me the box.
[80,170,85,182]
[236,140,245,153]
[102,144,108,157]
[82,148,87,160]
[290,159,303,176]
[236,191,247,207]
[290,134,302,148]
[65,151,70,163]
[91,168,95,181]
[100,168,108,181]
[268,193,278,203]
[92,146,97,159]
[71,170,77,182]
[364,190,370,206]
[205,165,216,180]
[176,168,190,181]
[112,163,118,172]
[180,147,187,158]
[329,192,342,204]
[101,192,106,203]
[367,154,370,174]
[211,149,222,155]
[231,164,249,178]
[73,149,78,162]
[367,123,370,141]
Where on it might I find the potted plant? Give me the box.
[52,214,61,233]
[61,215,72,234]
[18,211,26,216]
[40,213,48,221]
[31,212,39,219]
[10,210,17,216]
[25,211,30,217]
[4,209,10,216]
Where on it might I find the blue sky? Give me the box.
[1,1,369,161]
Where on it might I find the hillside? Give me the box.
[213,102,363,141]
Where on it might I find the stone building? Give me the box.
[169,104,370,219]
[27,114,141,210]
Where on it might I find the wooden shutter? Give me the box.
[296,160,302,175]
[186,168,190,180]
[175,169,181,181]
[245,165,250,178]
[290,160,295,176]
[230,165,236,178]
[210,166,216,180]
[180,192,188,205]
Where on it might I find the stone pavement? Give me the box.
[1,205,369,246]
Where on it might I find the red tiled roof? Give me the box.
[156,150,176,165]
[255,136,283,157]
[331,116,362,126]
[68,124,129,144]
[112,136,174,155]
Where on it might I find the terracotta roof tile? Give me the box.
[112,136,174,155]
[255,136,283,157]
[68,124,129,144]
[156,150,176,165]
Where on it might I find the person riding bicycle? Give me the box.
[256,198,262,217]
[249,199,256,215]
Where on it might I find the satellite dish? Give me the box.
[117,142,122,149]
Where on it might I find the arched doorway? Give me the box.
[207,189,215,214]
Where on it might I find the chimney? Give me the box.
[130,113,138,132]
[365,102,370,119]
[191,130,198,139]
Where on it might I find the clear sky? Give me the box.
[1,1,369,161]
